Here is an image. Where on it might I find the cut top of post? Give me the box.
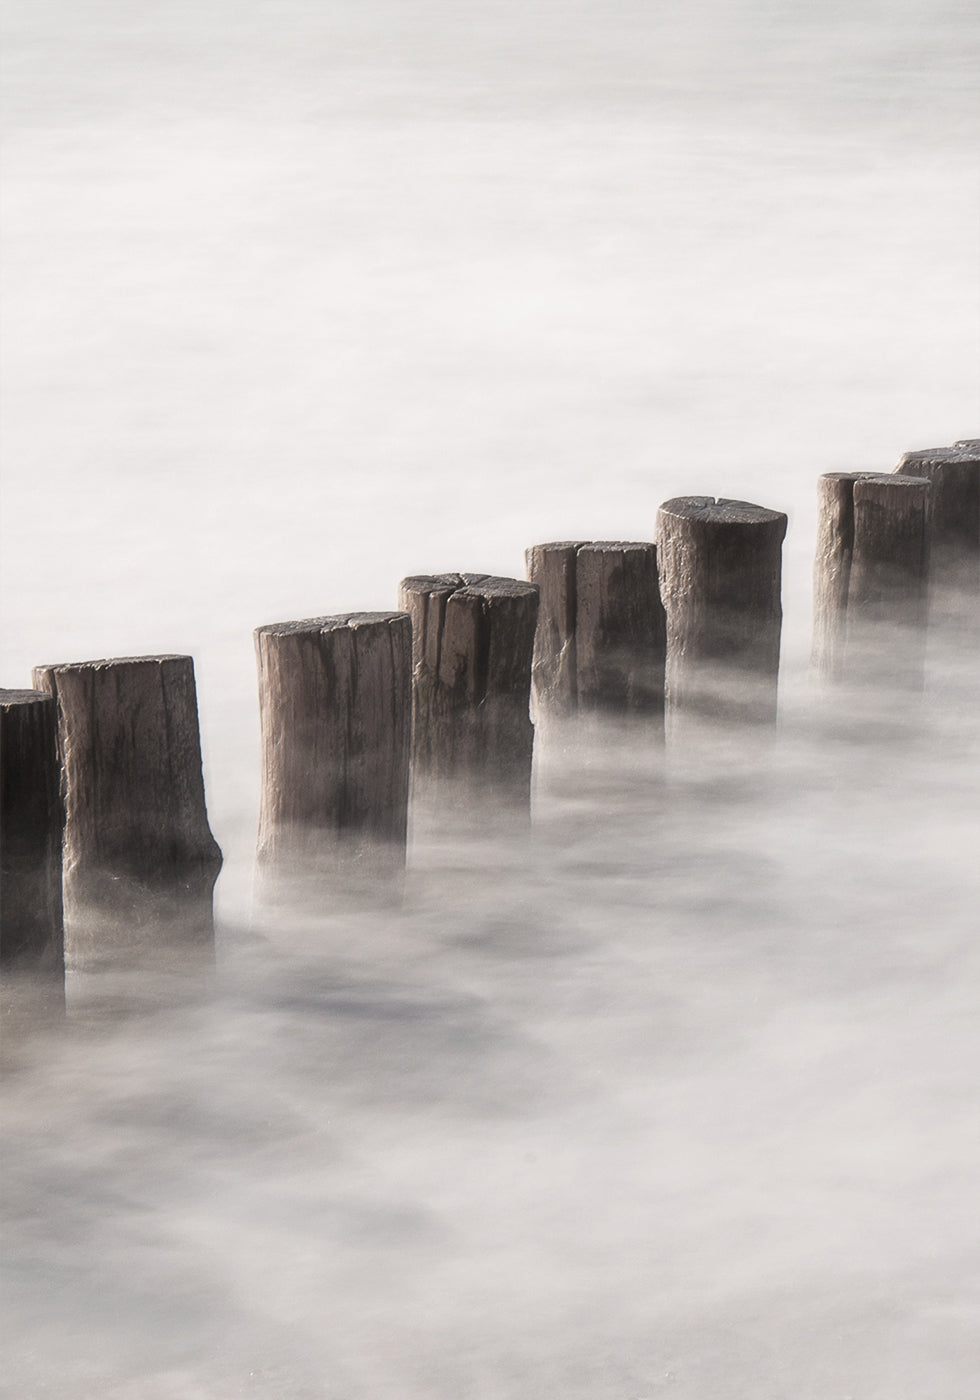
[1,688,58,710]
[398,573,539,691]
[657,497,787,531]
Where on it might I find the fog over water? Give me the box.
[2,2,979,1396]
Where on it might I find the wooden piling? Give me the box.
[254,613,411,881]
[812,472,932,684]
[526,540,666,723]
[894,443,979,593]
[31,655,221,963]
[397,573,538,805]
[1,689,65,1000]
[655,497,787,726]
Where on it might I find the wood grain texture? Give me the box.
[655,497,787,726]
[526,541,666,723]
[398,573,538,803]
[811,472,903,679]
[1,689,64,980]
[255,612,411,871]
[31,655,221,960]
[525,542,583,715]
[895,444,979,592]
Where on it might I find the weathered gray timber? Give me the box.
[813,472,932,684]
[397,574,539,804]
[525,542,581,715]
[1,689,65,991]
[655,497,787,726]
[526,540,666,723]
[895,443,979,593]
[847,475,932,684]
[32,656,221,963]
[254,613,411,880]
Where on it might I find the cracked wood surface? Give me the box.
[31,655,221,958]
[398,574,538,803]
[254,612,411,869]
[526,541,666,722]
[655,497,787,725]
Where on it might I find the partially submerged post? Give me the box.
[397,574,538,807]
[655,497,787,728]
[254,613,411,890]
[525,541,666,725]
[847,474,932,684]
[1,689,65,1013]
[894,443,979,595]
[812,472,931,685]
[31,656,221,965]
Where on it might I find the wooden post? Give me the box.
[526,540,666,723]
[846,475,932,684]
[1,690,65,1006]
[525,542,582,717]
[895,444,979,593]
[813,472,932,684]
[655,497,787,727]
[397,573,538,805]
[31,655,221,963]
[254,613,411,883]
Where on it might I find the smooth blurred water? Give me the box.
[2,3,979,1396]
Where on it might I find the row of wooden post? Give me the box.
[2,440,977,992]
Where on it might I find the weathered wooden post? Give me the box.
[894,443,979,594]
[254,613,411,890]
[31,655,221,964]
[812,472,932,685]
[397,573,538,806]
[847,474,932,684]
[655,497,787,728]
[526,540,666,725]
[1,689,65,1013]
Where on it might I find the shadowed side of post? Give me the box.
[846,475,932,687]
[1,689,65,1022]
[398,573,538,809]
[31,655,221,968]
[655,497,787,729]
[254,612,411,900]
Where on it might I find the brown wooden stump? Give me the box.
[397,574,538,806]
[31,655,221,965]
[526,540,666,724]
[895,444,979,593]
[655,497,787,727]
[812,472,932,685]
[1,689,65,1016]
[254,613,411,891]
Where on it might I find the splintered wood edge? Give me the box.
[32,654,193,674]
[1,689,57,708]
[254,613,409,639]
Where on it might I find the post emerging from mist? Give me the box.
[894,443,979,598]
[526,540,666,729]
[31,656,221,966]
[812,472,931,686]
[655,497,787,729]
[1,689,65,1015]
[254,613,412,890]
[397,573,538,808]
